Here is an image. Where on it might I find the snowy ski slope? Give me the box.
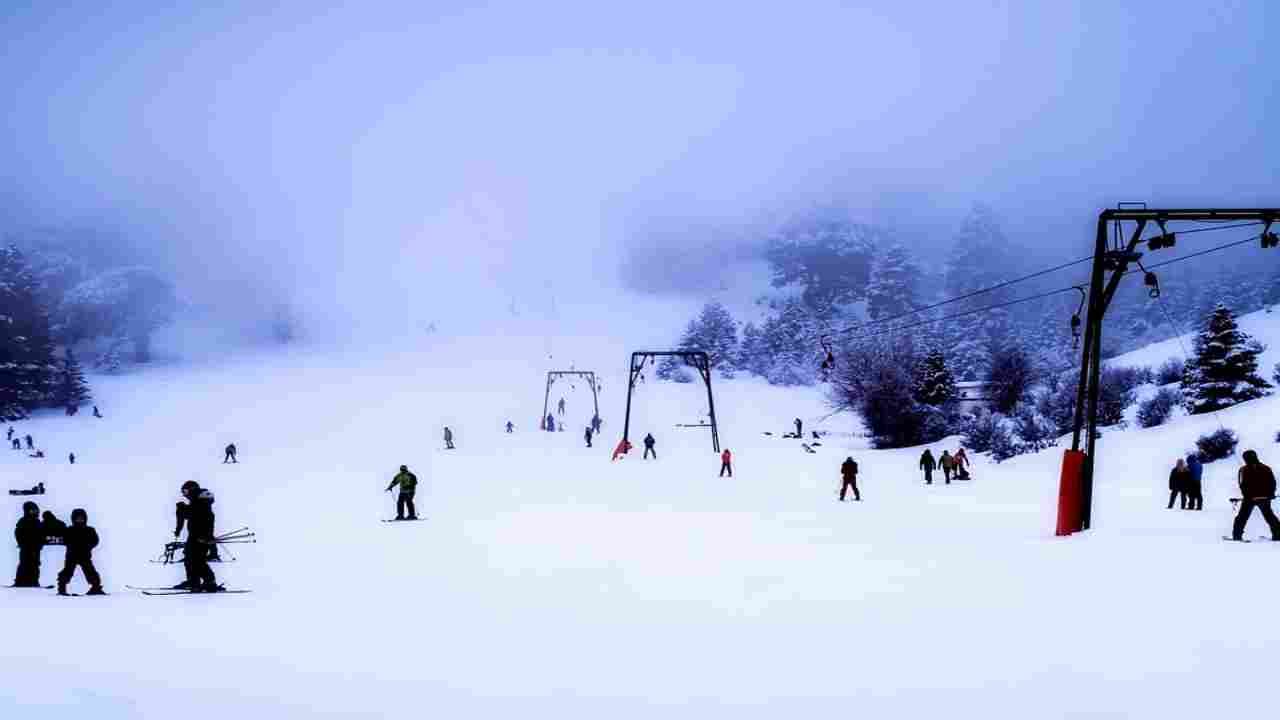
[4,306,1280,718]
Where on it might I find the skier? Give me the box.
[720,448,733,477]
[444,426,455,450]
[546,414,556,433]
[1232,450,1280,541]
[25,434,33,450]
[1185,453,1204,510]
[506,421,514,434]
[42,511,67,542]
[93,406,102,418]
[592,414,602,434]
[57,509,104,596]
[558,398,566,416]
[69,453,75,465]
[794,418,803,438]
[10,438,19,450]
[840,457,860,501]
[939,450,955,484]
[5,426,11,441]
[611,438,632,461]
[1167,459,1190,510]
[643,433,657,460]
[584,426,593,449]
[223,443,238,464]
[955,447,971,480]
[386,465,419,520]
[175,481,220,592]
[919,449,936,485]
[13,501,45,587]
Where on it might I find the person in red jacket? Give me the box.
[720,449,733,477]
[1233,450,1280,541]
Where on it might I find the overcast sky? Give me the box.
[1,1,1275,338]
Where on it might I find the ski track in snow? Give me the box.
[4,317,1280,719]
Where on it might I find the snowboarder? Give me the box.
[175,481,220,592]
[1185,454,1204,510]
[794,418,803,437]
[558,398,566,416]
[42,511,67,542]
[93,406,102,418]
[840,457,860,501]
[720,449,732,477]
[57,509,104,596]
[955,447,971,480]
[1232,450,1280,541]
[25,434,33,450]
[386,465,419,520]
[223,443,237,464]
[584,426,593,448]
[940,450,955,484]
[919,450,937,485]
[69,453,75,465]
[643,433,657,460]
[546,414,556,433]
[13,501,44,587]
[506,421,514,434]
[1168,459,1190,509]
[444,426,455,450]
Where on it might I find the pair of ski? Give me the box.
[382,516,427,523]
[124,585,251,596]
[1221,536,1277,543]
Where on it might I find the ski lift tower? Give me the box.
[621,350,721,453]
[542,371,600,426]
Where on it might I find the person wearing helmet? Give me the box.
[175,481,220,592]
[13,501,45,587]
[57,509,105,596]
[386,465,419,520]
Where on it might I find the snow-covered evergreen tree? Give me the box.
[1181,303,1270,413]
[764,217,882,314]
[0,245,58,420]
[737,322,770,377]
[53,347,92,410]
[912,349,957,406]
[865,243,919,321]
[658,302,740,380]
[986,341,1037,413]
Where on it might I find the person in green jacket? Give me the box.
[386,465,419,520]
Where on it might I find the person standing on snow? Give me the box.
[175,481,221,592]
[25,434,33,450]
[546,414,556,432]
[794,418,803,438]
[57,509,105,596]
[592,415,602,434]
[954,447,970,480]
[558,398,566,416]
[584,426,594,448]
[223,443,238,464]
[444,426,455,450]
[506,421,515,434]
[13,501,45,587]
[940,450,956,484]
[840,457,860,501]
[6,426,12,441]
[1167,459,1191,510]
[1232,450,1280,541]
[386,465,419,520]
[720,449,733,477]
[1185,454,1204,510]
[919,450,937,485]
[643,433,657,460]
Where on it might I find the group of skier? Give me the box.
[918,447,971,484]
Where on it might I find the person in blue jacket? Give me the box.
[1185,454,1204,510]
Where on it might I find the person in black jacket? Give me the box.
[223,443,237,464]
[13,501,44,587]
[643,433,657,460]
[919,450,937,485]
[1232,450,1280,541]
[840,457,861,501]
[57,509,104,596]
[1167,459,1191,509]
[175,481,220,591]
[42,511,67,542]
[584,426,594,448]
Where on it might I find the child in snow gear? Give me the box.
[1232,450,1280,541]
[13,501,44,587]
[1168,459,1191,509]
[584,426,593,448]
[643,433,657,460]
[1185,454,1204,510]
[444,427,455,450]
[176,481,220,592]
[720,449,732,477]
[955,447,970,479]
[42,511,67,542]
[919,450,936,485]
[940,451,955,484]
[57,509,104,596]
[840,457,860,501]
[386,465,419,520]
[223,443,237,463]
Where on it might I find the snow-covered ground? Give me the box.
[5,308,1280,718]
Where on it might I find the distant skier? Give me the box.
[57,509,105,596]
[643,433,657,460]
[954,447,971,480]
[919,449,936,485]
[13,501,45,587]
[69,453,75,465]
[175,481,221,592]
[506,421,515,434]
[42,511,67,541]
[546,414,556,433]
[223,443,238,464]
[720,448,733,477]
[794,418,803,437]
[93,406,102,418]
[558,398,566,416]
[5,426,11,441]
[611,438,632,461]
[1185,454,1204,510]
[940,450,955,484]
[1232,450,1280,541]
[584,426,593,448]
[25,434,33,450]
[29,450,44,459]
[592,414,602,433]
[386,465,419,520]
[1167,459,1190,510]
[840,457,860,501]
[444,426,455,450]
[10,438,19,450]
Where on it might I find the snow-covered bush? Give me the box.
[1158,358,1186,385]
[963,411,1000,454]
[1136,387,1182,428]
[1012,402,1057,452]
[1194,428,1239,463]
[990,421,1021,462]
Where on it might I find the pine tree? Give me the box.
[737,322,769,377]
[658,302,740,381]
[1182,303,1271,413]
[865,243,919,321]
[0,245,58,420]
[53,347,92,410]
[912,349,957,406]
